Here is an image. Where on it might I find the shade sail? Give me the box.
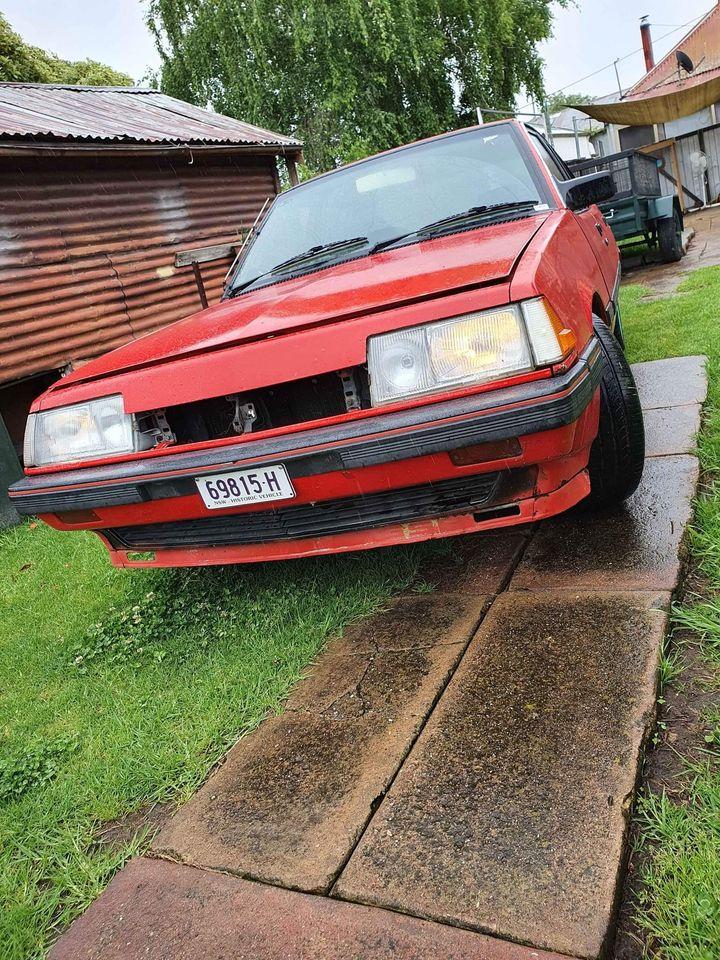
[575,72,720,125]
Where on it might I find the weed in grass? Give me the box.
[0,735,79,804]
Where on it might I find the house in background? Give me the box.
[577,5,720,210]
[527,107,599,161]
[0,83,302,521]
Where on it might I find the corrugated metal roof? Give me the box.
[626,5,720,100]
[0,84,301,151]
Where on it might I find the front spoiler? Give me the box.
[106,469,591,567]
[10,337,603,517]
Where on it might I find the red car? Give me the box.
[9,121,644,568]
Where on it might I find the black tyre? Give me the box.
[658,208,683,263]
[585,320,645,509]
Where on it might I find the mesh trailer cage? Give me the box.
[567,150,661,200]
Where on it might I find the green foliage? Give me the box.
[0,13,132,85]
[146,0,564,171]
[545,91,593,113]
[0,735,79,804]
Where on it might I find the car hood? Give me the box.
[54,214,548,390]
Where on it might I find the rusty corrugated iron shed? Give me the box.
[0,83,302,152]
[0,85,298,390]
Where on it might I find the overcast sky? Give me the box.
[2,0,714,103]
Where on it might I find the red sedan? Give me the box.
[9,120,644,567]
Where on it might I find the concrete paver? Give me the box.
[632,355,707,410]
[419,532,528,595]
[643,404,701,457]
[327,590,495,655]
[335,591,668,959]
[510,455,699,593]
[50,857,569,960]
[154,592,494,892]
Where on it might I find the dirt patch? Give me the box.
[93,802,175,852]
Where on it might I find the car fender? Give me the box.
[509,209,606,348]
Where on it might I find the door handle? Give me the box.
[595,222,604,235]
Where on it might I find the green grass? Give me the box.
[620,265,720,958]
[0,521,442,959]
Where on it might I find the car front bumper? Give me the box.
[9,337,603,566]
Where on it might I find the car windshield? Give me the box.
[227,124,549,294]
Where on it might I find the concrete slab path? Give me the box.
[50,356,708,960]
[335,591,668,958]
[51,858,569,960]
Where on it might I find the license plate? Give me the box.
[195,464,295,510]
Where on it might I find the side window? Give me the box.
[529,133,571,182]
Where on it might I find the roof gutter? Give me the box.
[0,140,304,161]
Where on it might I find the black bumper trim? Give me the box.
[10,338,602,516]
[104,470,517,550]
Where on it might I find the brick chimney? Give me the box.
[640,15,655,72]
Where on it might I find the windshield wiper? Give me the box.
[370,200,542,255]
[229,236,369,296]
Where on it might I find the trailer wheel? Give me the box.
[658,209,683,263]
[584,320,645,509]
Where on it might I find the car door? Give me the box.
[528,132,619,296]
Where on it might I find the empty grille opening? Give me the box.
[156,367,371,446]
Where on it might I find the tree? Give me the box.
[147,0,563,171]
[0,14,133,86]
[545,91,594,114]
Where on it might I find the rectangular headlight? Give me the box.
[368,306,533,406]
[368,300,574,406]
[24,395,135,467]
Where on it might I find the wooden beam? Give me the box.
[175,242,242,267]
[670,140,686,212]
[192,263,209,309]
[286,156,300,186]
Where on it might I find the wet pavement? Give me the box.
[50,858,570,960]
[335,591,668,958]
[623,206,720,297]
[50,356,708,960]
[154,592,494,893]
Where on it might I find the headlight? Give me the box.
[368,300,575,406]
[24,395,135,467]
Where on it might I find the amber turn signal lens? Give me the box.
[521,298,576,364]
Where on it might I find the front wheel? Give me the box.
[584,320,645,509]
[658,209,683,263]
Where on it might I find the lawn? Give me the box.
[0,520,440,959]
[620,266,720,958]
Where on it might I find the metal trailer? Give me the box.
[568,149,684,263]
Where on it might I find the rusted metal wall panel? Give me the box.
[0,154,277,384]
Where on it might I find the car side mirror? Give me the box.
[559,171,615,211]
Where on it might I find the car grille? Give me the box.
[104,472,511,550]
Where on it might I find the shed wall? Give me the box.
[0,153,278,385]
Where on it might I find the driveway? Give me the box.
[50,357,707,960]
